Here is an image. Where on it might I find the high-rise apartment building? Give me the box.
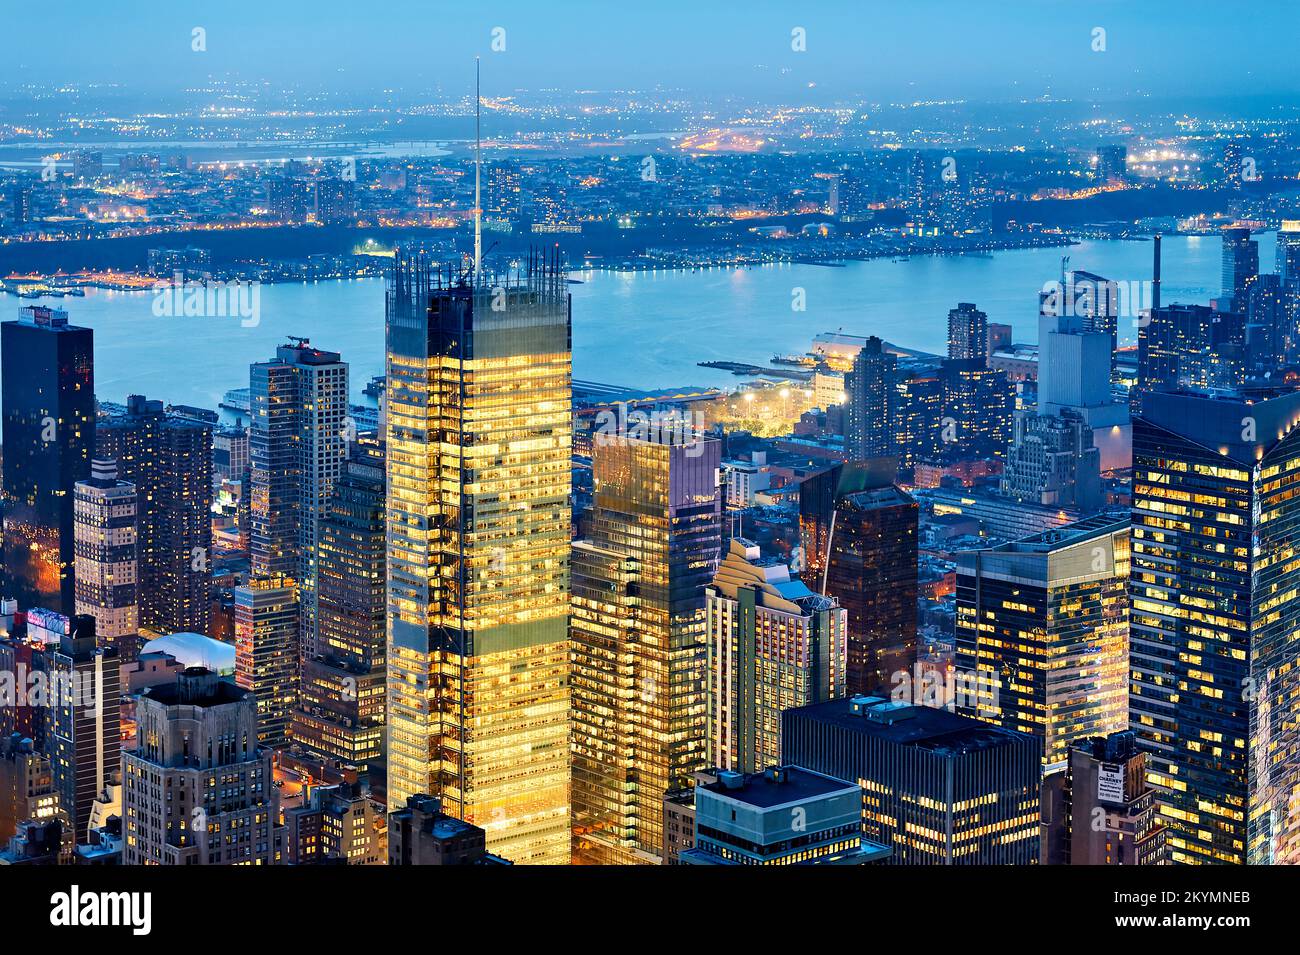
[1220,226,1259,313]
[954,514,1130,770]
[1131,387,1300,865]
[385,256,572,865]
[799,460,917,695]
[292,438,386,768]
[123,668,283,864]
[1137,304,1246,397]
[73,459,138,655]
[844,336,897,460]
[249,341,349,653]
[706,538,846,774]
[47,615,120,841]
[946,302,988,363]
[234,574,299,746]
[1,306,94,613]
[571,430,722,863]
[96,394,212,638]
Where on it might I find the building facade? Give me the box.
[954,515,1130,770]
[571,430,722,863]
[385,256,573,865]
[706,538,846,774]
[1,306,94,614]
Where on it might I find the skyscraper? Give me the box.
[123,668,283,865]
[291,437,387,768]
[1036,271,1131,470]
[385,255,573,865]
[249,341,349,653]
[844,336,897,460]
[1275,219,1300,360]
[1220,226,1259,313]
[96,394,213,638]
[47,614,120,841]
[784,696,1041,864]
[799,460,918,696]
[234,574,300,746]
[954,514,1129,769]
[1130,387,1300,864]
[571,430,722,864]
[1,306,94,613]
[73,459,138,655]
[1137,304,1246,397]
[706,539,846,775]
[946,302,988,363]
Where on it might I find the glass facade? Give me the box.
[570,432,722,864]
[955,515,1130,770]
[1,308,95,614]
[385,257,572,865]
[1130,388,1300,864]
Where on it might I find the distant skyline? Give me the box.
[6,0,1300,105]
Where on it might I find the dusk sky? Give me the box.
[6,0,1300,103]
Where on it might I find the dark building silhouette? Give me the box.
[1,307,94,613]
[799,459,917,695]
[96,395,212,638]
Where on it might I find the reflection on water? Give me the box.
[0,233,1249,409]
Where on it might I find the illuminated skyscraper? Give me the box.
[954,514,1129,770]
[1220,226,1259,313]
[706,539,846,775]
[234,574,300,746]
[385,254,572,865]
[73,458,138,654]
[1131,387,1300,864]
[844,337,897,460]
[946,302,988,363]
[292,437,387,768]
[570,430,722,864]
[249,341,349,655]
[1,306,94,614]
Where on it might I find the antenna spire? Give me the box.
[474,57,482,283]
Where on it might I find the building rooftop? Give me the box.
[699,765,859,810]
[789,696,1037,757]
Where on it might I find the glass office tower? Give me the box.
[385,254,572,865]
[1,306,94,613]
[955,514,1129,770]
[570,431,722,864]
[1130,387,1300,864]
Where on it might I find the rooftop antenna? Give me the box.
[474,57,482,284]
